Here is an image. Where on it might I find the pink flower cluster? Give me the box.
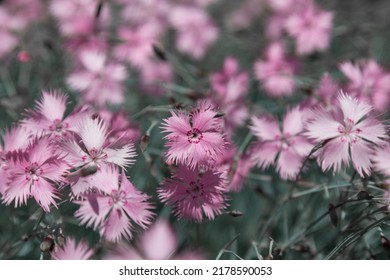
[0,90,151,243]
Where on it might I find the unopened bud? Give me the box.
[40,236,54,253]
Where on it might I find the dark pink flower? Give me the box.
[52,237,93,260]
[75,166,153,242]
[3,137,68,212]
[161,104,226,169]
[158,165,228,222]
[250,107,313,180]
[305,92,387,177]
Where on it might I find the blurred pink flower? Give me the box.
[1,0,43,31]
[52,237,93,260]
[216,146,252,192]
[22,90,91,140]
[305,92,387,177]
[211,57,249,134]
[50,0,109,37]
[158,165,228,222]
[67,50,127,106]
[161,103,226,169]
[169,6,219,59]
[228,0,265,31]
[373,143,390,177]
[139,60,173,95]
[254,42,298,97]
[75,166,153,242]
[340,60,390,112]
[113,22,161,67]
[105,218,205,260]
[285,1,333,55]
[250,107,313,180]
[3,137,68,212]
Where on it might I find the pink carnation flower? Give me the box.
[52,237,93,260]
[250,107,313,180]
[105,218,205,260]
[158,165,228,222]
[305,92,387,177]
[22,90,90,139]
[340,60,390,112]
[3,137,68,212]
[169,6,219,59]
[75,166,153,242]
[161,104,226,169]
[285,1,333,55]
[62,117,136,195]
[67,50,127,106]
[139,60,173,95]
[254,42,298,97]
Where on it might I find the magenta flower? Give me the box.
[158,165,228,222]
[161,104,226,169]
[340,60,390,112]
[254,42,298,97]
[67,50,127,106]
[305,92,387,177]
[75,166,153,242]
[105,218,205,260]
[52,237,93,260]
[250,107,313,180]
[285,1,333,55]
[169,6,219,59]
[3,137,68,212]
[22,90,90,139]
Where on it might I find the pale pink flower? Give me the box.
[75,166,153,242]
[50,0,109,37]
[120,0,170,27]
[22,90,90,139]
[3,137,68,212]
[161,104,226,169]
[113,22,161,67]
[210,57,249,133]
[211,57,248,102]
[285,1,333,55]
[52,237,93,260]
[158,165,228,222]
[250,107,313,180]
[169,6,219,59]
[254,42,298,97]
[228,0,265,31]
[373,144,390,177]
[1,0,43,31]
[305,92,387,177]
[105,218,205,260]
[340,60,390,112]
[139,60,173,95]
[67,50,127,106]
[62,117,136,194]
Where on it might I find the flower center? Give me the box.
[187,128,203,144]
[49,119,69,134]
[187,179,205,199]
[87,148,107,162]
[109,190,127,208]
[25,162,42,181]
[337,118,362,143]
